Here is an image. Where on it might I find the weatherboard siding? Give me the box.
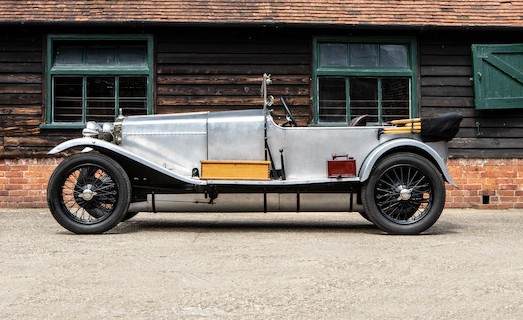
[1,27,523,158]
[419,32,523,158]
[155,29,311,125]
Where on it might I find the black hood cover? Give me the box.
[421,112,463,142]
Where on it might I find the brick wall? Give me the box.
[446,158,523,209]
[1,157,522,209]
[0,158,60,208]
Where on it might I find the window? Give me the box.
[472,44,523,110]
[313,38,417,125]
[43,35,153,128]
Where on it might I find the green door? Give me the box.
[472,44,523,109]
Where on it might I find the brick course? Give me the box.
[446,158,523,209]
[1,157,522,209]
[0,158,60,208]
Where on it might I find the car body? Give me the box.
[46,75,462,235]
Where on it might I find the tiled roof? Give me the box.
[0,0,522,28]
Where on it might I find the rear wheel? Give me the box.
[47,153,131,234]
[361,153,445,234]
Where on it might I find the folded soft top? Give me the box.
[421,112,463,142]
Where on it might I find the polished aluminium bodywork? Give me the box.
[49,108,456,213]
[50,109,456,186]
[47,74,460,235]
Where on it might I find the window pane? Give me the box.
[54,77,83,122]
[350,78,378,122]
[350,44,377,67]
[319,77,346,123]
[119,45,147,65]
[87,77,115,122]
[54,46,83,65]
[319,43,348,67]
[86,46,116,65]
[382,78,410,122]
[380,45,408,67]
[119,77,148,115]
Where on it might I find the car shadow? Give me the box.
[114,215,461,235]
[117,217,378,234]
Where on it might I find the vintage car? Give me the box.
[47,74,462,235]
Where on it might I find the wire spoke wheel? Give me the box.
[47,153,131,234]
[374,164,433,224]
[62,164,118,224]
[362,153,445,234]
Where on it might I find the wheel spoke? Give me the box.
[380,174,397,189]
[406,168,419,187]
[374,163,434,225]
[59,163,119,225]
[381,201,401,212]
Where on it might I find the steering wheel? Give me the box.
[280,97,298,127]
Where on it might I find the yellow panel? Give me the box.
[200,160,271,180]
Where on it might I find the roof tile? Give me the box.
[0,0,521,27]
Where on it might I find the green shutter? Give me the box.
[472,44,523,110]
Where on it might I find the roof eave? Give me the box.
[1,19,522,31]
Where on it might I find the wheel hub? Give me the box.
[78,184,97,201]
[397,185,413,201]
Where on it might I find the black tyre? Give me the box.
[47,153,131,234]
[361,153,445,235]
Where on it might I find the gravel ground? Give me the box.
[1,208,523,319]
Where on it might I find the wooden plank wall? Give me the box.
[420,32,523,158]
[0,30,73,157]
[1,28,522,159]
[156,29,311,125]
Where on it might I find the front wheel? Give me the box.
[47,153,131,234]
[361,153,446,235]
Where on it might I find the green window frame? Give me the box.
[472,43,523,110]
[312,37,418,125]
[42,34,154,129]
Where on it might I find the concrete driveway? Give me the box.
[1,209,523,319]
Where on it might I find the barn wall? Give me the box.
[2,27,523,158]
[1,26,523,209]
[419,31,523,158]
[155,29,312,125]
[0,28,75,158]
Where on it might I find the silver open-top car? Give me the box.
[47,74,462,234]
